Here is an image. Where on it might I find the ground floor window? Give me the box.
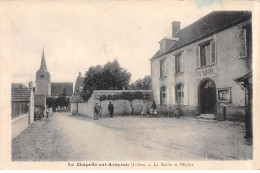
[160,87,167,105]
[176,84,184,104]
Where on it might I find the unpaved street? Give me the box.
[12,112,252,161]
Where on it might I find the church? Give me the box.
[35,49,73,102]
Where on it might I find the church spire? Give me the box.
[40,48,48,71]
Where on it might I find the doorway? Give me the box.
[199,78,216,114]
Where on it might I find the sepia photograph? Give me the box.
[0,0,259,170]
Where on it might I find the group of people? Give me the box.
[94,102,114,120]
[94,100,157,120]
[141,100,157,117]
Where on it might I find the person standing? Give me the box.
[123,102,127,116]
[152,101,157,115]
[98,104,103,118]
[94,103,99,120]
[108,102,114,118]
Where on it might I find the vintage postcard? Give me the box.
[0,0,259,170]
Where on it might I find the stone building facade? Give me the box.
[150,11,252,121]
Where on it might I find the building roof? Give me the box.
[34,95,46,106]
[51,82,73,96]
[234,71,252,83]
[74,76,84,94]
[151,11,252,60]
[11,88,32,102]
[11,83,27,89]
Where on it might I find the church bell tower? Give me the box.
[35,49,51,96]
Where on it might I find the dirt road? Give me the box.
[12,112,252,161]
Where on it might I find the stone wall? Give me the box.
[71,90,153,119]
[12,114,29,139]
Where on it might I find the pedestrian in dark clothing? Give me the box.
[152,101,157,114]
[108,102,114,118]
[94,103,99,120]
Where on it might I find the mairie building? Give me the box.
[150,11,252,121]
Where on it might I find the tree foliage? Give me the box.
[46,89,70,111]
[98,91,150,101]
[129,75,151,90]
[81,59,131,101]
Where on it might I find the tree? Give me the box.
[129,75,151,90]
[81,59,131,101]
[59,88,70,110]
[46,97,55,108]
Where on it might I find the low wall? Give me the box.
[12,92,34,139]
[217,105,245,121]
[12,114,29,139]
[157,104,198,117]
[71,92,95,119]
[71,90,153,119]
[97,99,152,117]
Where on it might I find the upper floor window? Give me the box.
[160,86,167,105]
[196,40,216,68]
[175,52,185,73]
[160,60,166,77]
[176,83,184,104]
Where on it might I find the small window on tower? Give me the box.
[40,74,45,78]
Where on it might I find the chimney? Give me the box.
[79,71,82,77]
[28,81,33,88]
[171,21,180,37]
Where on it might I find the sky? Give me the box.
[1,0,242,87]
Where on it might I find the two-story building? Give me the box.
[150,11,252,121]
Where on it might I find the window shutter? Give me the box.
[183,84,189,105]
[165,59,169,76]
[196,47,200,68]
[172,85,176,104]
[173,55,176,74]
[182,52,186,71]
[171,56,174,75]
[158,61,161,77]
[238,29,247,58]
[210,41,216,64]
[157,88,160,104]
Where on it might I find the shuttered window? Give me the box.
[197,40,216,68]
[160,60,165,77]
[160,86,167,105]
[238,29,247,58]
[175,52,185,73]
[176,84,184,104]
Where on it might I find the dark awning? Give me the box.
[233,71,252,92]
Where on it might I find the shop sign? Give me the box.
[196,66,216,79]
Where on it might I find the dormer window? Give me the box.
[160,41,165,52]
